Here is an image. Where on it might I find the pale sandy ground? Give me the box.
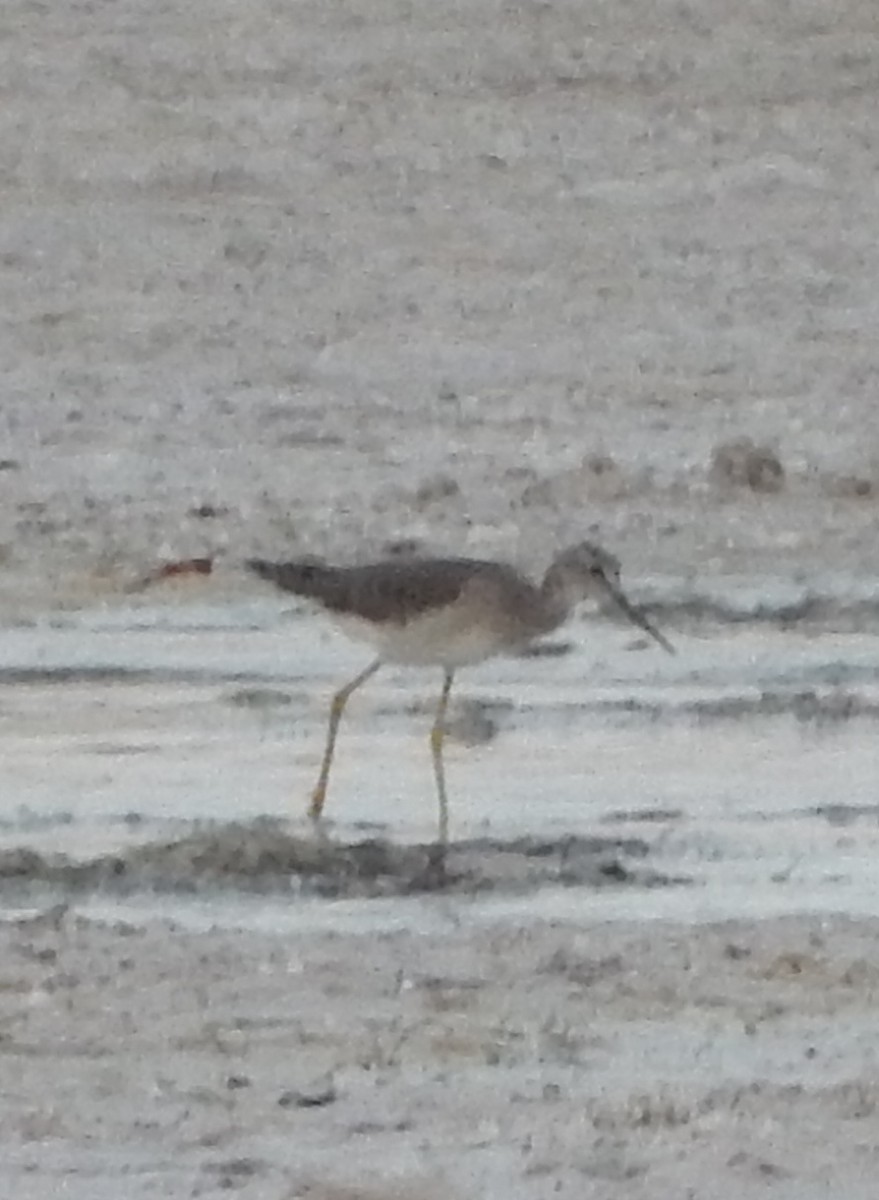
[2,0,879,609]
[3,0,879,1195]
[3,908,879,1200]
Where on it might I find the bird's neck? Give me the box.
[537,563,578,634]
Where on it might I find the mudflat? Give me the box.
[2,0,879,1194]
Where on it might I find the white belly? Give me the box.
[331,608,514,669]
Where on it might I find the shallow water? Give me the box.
[1,595,878,931]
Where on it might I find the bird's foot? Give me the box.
[306,791,333,845]
[412,842,448,891]
[307,788,327,823]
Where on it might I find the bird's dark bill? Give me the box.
[600,578,676,655]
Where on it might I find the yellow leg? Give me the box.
[429,670,455,848]
[309,659,382,822]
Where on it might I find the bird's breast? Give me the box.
[330,606,516,668]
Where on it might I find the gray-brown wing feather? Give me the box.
[248,557,512,624]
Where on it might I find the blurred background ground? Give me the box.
[1,0,878,613]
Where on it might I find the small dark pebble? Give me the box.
[383,538,424,558]
[278,1084,337,1109]
[598,860,631,882]
[226,687,293,709]
[723,943,751,961]
[204,1157,267,1183]
[348,1118,414,1135]
[517,640,573,659]
[190,503,227,519]
[226,1074,252,1090]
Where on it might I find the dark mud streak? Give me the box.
[0,666,261,686]
[4,668,876,729]
[601,807,685,824]
[811,804,879,827]
[0,824,685,900]
[649,593,879,630]
[594,690,879,723]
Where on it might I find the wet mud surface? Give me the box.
[0,821,677,900]
[2,615,878,924]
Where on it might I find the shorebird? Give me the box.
[247,542,673,849]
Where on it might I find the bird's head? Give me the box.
[547,541,674,654]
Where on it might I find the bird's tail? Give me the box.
[246,558,335,600]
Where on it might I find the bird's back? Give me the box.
[248,556,524,621]
[247,555,552,666]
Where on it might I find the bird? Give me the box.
[247,542,674,851]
